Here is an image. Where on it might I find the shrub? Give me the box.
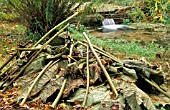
[7,0,95,38]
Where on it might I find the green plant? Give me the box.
[126,7,146,22]
[71,31,164,58]
[143,0,170,23]
[6,0,80,37]
[123,19,132,24]
[7,0,105,40]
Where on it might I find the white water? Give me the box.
[102,18,129,32]
[102,18,115,26]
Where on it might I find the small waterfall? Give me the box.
[102,18,115,26]
[102,18,129,32]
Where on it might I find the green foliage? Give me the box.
[109,0,170,23]
[7,0,97,39]
[45,0,54,24]
[71,30,164,58]
[154,103,168,110]
[126,7,146,22]
[123,19,132,24]
[0,0,17,21]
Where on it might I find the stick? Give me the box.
[82,46,90,107]
[20,61,53,106]
[77,41,122,64]
[83,32,118,97]
[68,43,74,64]
[0,40,31,71]
[17,48,41,51]
[33,12,79,47]
[92,44,122,64]
[51,78,67,108]
[0,60,18,78]
[0,53,16,71]
[142,76,170,99]
[2,24,69,93]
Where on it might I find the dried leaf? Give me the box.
[63,78,85,98]
[84,63,102,83]
[69,86,117,109]
[120,81,156,110]
[38,77,64,102]
[123,67,138,79]
[16,63,58,102]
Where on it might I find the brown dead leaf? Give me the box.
[110,104,119,110]
[74,100,81,105]
[30,103,37,109]
[63,78,85,98]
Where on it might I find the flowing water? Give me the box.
[102,18,115,26]
[102,18,129,32]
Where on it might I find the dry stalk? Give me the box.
[68,43,74,63]
[51,78,67,108]
[0,53,16,72]
[0,60,18,78]
[17,48,41,51]
[82,46,90,107]
[83,32,118,97]
[77,41,122,64]
[0,40,32,72]
[142,76,170,99]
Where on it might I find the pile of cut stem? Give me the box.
[0,12,169,109]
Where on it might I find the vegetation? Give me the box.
[5,0,104,38]
[71,30,164,59]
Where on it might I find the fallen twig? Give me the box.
[51,78,67,108]
[82,45,90,108]
[83,32,118,97]
[142,76,170,99]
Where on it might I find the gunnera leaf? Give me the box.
[123,67,138,79]
[120,81,156,110]
[63,78,85,98]
[16,62,58,102]
[69,86,115,109]
[38,77,64,102]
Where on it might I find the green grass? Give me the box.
[72,31,164,59]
